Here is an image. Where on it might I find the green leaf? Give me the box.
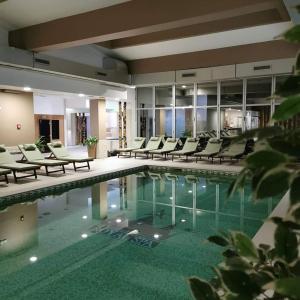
[246,150,288,170]
[290,260,300,276]
[265,277,300,299]
[250,271,274,287]
[227,168,249,198]
[219,269,261,296]
[224,294,252,300]
[268,137,300,158]
[207,235,229,247]
[273,95,300,121]
[290,203,300,222]
[284,25,300,43]
[274,224,298,263]
[255,167,290,200]
[223,257,252,271]
[290,175,300,205]
[275,75,300,97]
[222,249,238,258]
[188,277,219,300]
[232,232,259,262]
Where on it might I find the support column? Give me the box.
[90,98,107,158]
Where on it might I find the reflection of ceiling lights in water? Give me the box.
[153,234,160,239]
[188,190,192,193]
[180,219,187,223]
[202,185,206,188]
[116,218,122,223]
[169,197,173,200]
[82,215,88,219]
[110,204,117,208]
[81,233,88,239]
[29,256,38,263]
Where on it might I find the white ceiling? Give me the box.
[106,22,292,60]
[0,0,130,30]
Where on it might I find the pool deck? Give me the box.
[0,156,287,248]
[0,156,243,198]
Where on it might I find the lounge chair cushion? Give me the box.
[55,157,93,163]
[134,138,144,141]
[0,163,40,171]
[0,168,11,175]
[23,144,37,151]
[52,141,63,148]
[29,159,69,166]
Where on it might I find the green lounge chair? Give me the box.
[217,140,247,163]
[194,138,223,163]
[0,168,11,184]
[132,136,163,158]
[116,137,146,157]
[149,138,179,160]
[0,146,40,182]
[19,144,69,175]
[47,141,93,171]
[169,138,199,161]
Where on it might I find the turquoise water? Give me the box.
[0,170,280,299]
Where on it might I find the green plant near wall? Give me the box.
[188,6,300,300]
[182,129,192,137]
[84,136,98,146]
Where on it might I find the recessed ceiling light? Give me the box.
[182,85,187,89]
[82,215,88,219]
[153,234,160,239]
[29,256,38,262]
[23,87,32,92]
[116,218,122,223]
[110,204,117,208]
[81,233,88,239]
[78,93,85,97]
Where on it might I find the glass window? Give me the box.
[175,108,193,137]
[197,82,217,106]
[245,106,271,130]
[155,86,173,108]
[106,101,119,139]
[246,77,271,105]
[221,80,243,105]
[275,75,290,104]
[175,84,193,107]
[137,87,153,109]
[137,109,153,140]
[220,107,243,136]
[155,109,172,137]
[196,107,218,134]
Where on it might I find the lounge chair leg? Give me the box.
[87,161,90,170]
[5,174,8,184]
[172,155,174,161]
[45,166,49,175]
[73,161,76,171]
[34,169,37,179]
[130,152,132,158]
[62,165,65,174]
[135,153,137,159]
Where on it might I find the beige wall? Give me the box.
[0,91,35,146]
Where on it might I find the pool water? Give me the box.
[0,170,281,299]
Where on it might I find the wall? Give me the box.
[0,91,35,146]
[34,94,65,115]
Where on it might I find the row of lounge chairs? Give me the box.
[0,142,93,184]
[116,137,247,163]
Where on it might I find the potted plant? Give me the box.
[85,136,98,158]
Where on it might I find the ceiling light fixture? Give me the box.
[78,93,85,97]
[182,85,187,89]
[23,86,32,92]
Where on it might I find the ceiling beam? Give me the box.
[127,40,299,74]
[9,0,287,52]
[98,9,289,49]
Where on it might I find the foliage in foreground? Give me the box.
[188,6,300,300]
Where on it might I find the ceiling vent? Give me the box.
[182,73,196,77]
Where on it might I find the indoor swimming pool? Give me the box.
[0,169,282,299]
